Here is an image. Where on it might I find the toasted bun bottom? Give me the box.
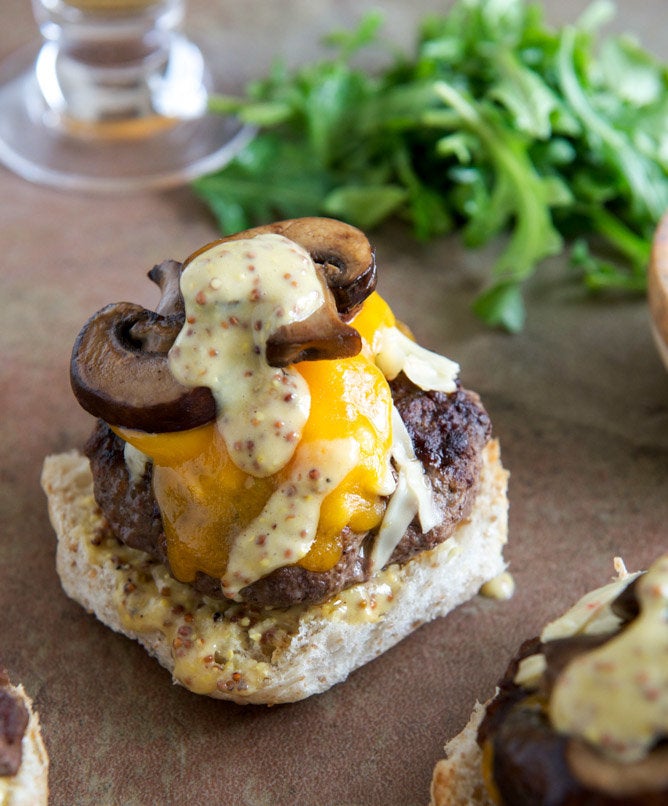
[41,439,508,705]
[0,684,49,806]
[430,699,493,806]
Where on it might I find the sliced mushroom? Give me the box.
[566,739,668,798]
[71,302,216,432]
[71,218,376,432]
[71,260,215,432]
[149,259,184,318]
[265,274,362,367]
[128,259,184,353]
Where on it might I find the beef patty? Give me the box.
[84,375,492,607]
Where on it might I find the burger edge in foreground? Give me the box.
[429,555,668,805]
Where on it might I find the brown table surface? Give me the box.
[2,1,667,804]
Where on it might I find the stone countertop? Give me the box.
[1,1,667,804]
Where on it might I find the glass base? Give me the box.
[0,42,254,192]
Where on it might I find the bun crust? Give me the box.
[430,699,493,806]
[41,439,508,705]
[0,683,49,806]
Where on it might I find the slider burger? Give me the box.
[42,217,509,704]
[431,554,668,805]
[0,669,49,805]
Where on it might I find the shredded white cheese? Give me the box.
[370,406,440,572]
[123,441,150,483]
[373,325,459,392]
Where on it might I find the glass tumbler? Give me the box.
[0,0,253,191]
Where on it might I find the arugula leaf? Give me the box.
[195,0,668,331]
[472,280,527,334]
[193,135,333,233]
[556,24,668,224]
[428,80,567,274]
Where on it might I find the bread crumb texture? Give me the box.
[430,701,494,806]
[0,684,49,806]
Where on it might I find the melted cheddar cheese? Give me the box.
[116,350,394,590]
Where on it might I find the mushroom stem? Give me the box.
[130,260,185,353]
[149,260,184,318]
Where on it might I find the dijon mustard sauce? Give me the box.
[480,571,516,601]
[117,234,463,599]
[169,234,317,478]
[222,438,361,597]
[514,555,667,764]
[550,554,668,763]
[82,521,401,698]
